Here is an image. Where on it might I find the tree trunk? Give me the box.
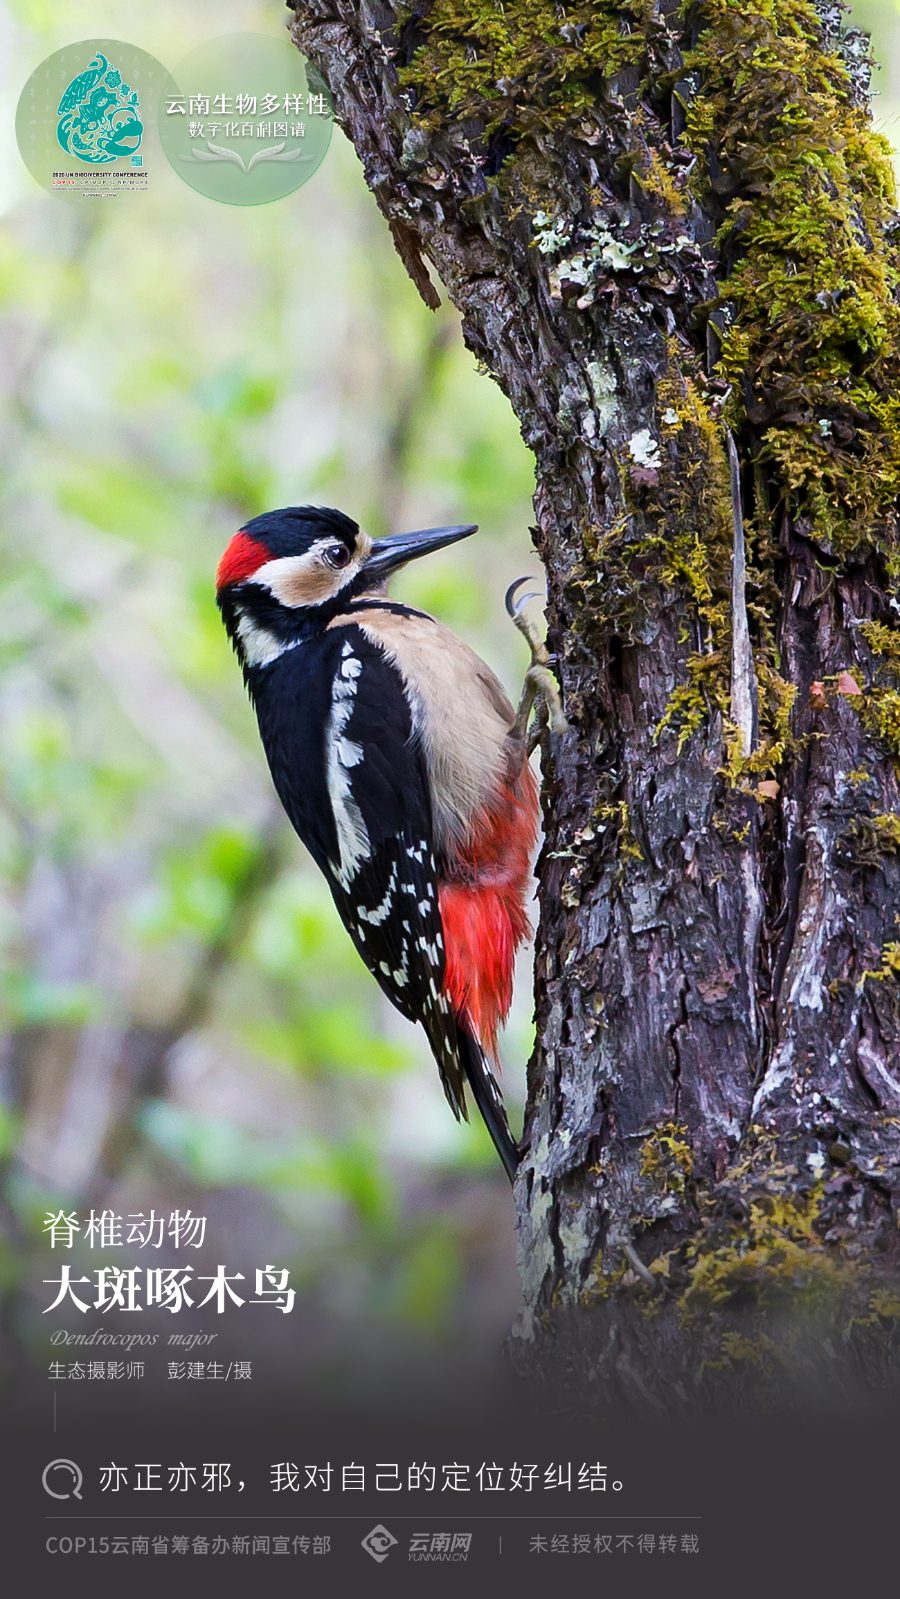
[289,0,900,1412]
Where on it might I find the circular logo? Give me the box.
[15,41,165,201]
[361,1524,398,1563]
[157,34,332,205]
[42,1459,83,1500]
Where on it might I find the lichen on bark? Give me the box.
[289,0,900,1411]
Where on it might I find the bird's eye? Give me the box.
[324,543,351,569]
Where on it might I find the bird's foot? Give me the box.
[505,577,569,757]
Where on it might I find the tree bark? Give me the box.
[288,0,900,1413]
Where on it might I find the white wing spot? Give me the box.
[357,864,397,926]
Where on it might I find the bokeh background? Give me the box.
[1,0,899,1411]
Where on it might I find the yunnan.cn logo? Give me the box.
[361,1524,398,1563]
[409,1531,472,1562]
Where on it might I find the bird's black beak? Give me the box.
[365,523,477,578]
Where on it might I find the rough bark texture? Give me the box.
[288,0,900,1413]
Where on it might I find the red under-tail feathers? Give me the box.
[439,763,538,1058]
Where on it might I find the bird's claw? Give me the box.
[505,576,548,662]
[505,575,541,619]
[506,575,569,746]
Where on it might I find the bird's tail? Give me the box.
[456,1024,520,1185]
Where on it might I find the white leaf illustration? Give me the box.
[247,142,315,170]
[179,142,247,171]
[206,142,247,170]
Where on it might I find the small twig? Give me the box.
[623,1240,659,1292]
[726,428,758,758]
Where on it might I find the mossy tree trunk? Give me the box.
[289,0,900,1411]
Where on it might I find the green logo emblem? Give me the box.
[57,51,143,164]
[16,40,164,201]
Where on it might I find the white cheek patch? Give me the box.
[235,610,299,667]
[253,547,360,609]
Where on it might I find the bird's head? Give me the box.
[216,505,476,670]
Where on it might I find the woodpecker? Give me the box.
[216,505,543,1182]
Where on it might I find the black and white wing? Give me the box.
[269,623,466,1117]
[249,620,518,1172]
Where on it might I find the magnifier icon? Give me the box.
[42,1459,83,1500]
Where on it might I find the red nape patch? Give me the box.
[215,531,270,590]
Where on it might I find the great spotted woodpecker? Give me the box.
[216,505,542,1182]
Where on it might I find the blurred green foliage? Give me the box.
[134,826,265,944]
[0,0,537,1354]
[2,0,895,1371]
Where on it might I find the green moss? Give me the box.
[595,800,643,862]
[580,1250,628,1304]
[863,691,900,756]
[676,0,900,757]
[846,809,900,868]
[401,0,900,773]
[704,1329,778,1372]
[839,1289,900,1349]
[861,621,900,665]
[648,368,732,744]
[678,1188,850,1320]
[555,801,640,906]
[403,0,900,570]
[869,813,900,852]
[640,1121,693,1195]
[650,365,797,778]
[850,622,900,761]
[398,0,648,137]
[578,1124,897,1363]
[636,148,687,216]
[857,938,900,989]
[866,1288,900,1320]
[669,1130,836,1312]
[686,0,900,560]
